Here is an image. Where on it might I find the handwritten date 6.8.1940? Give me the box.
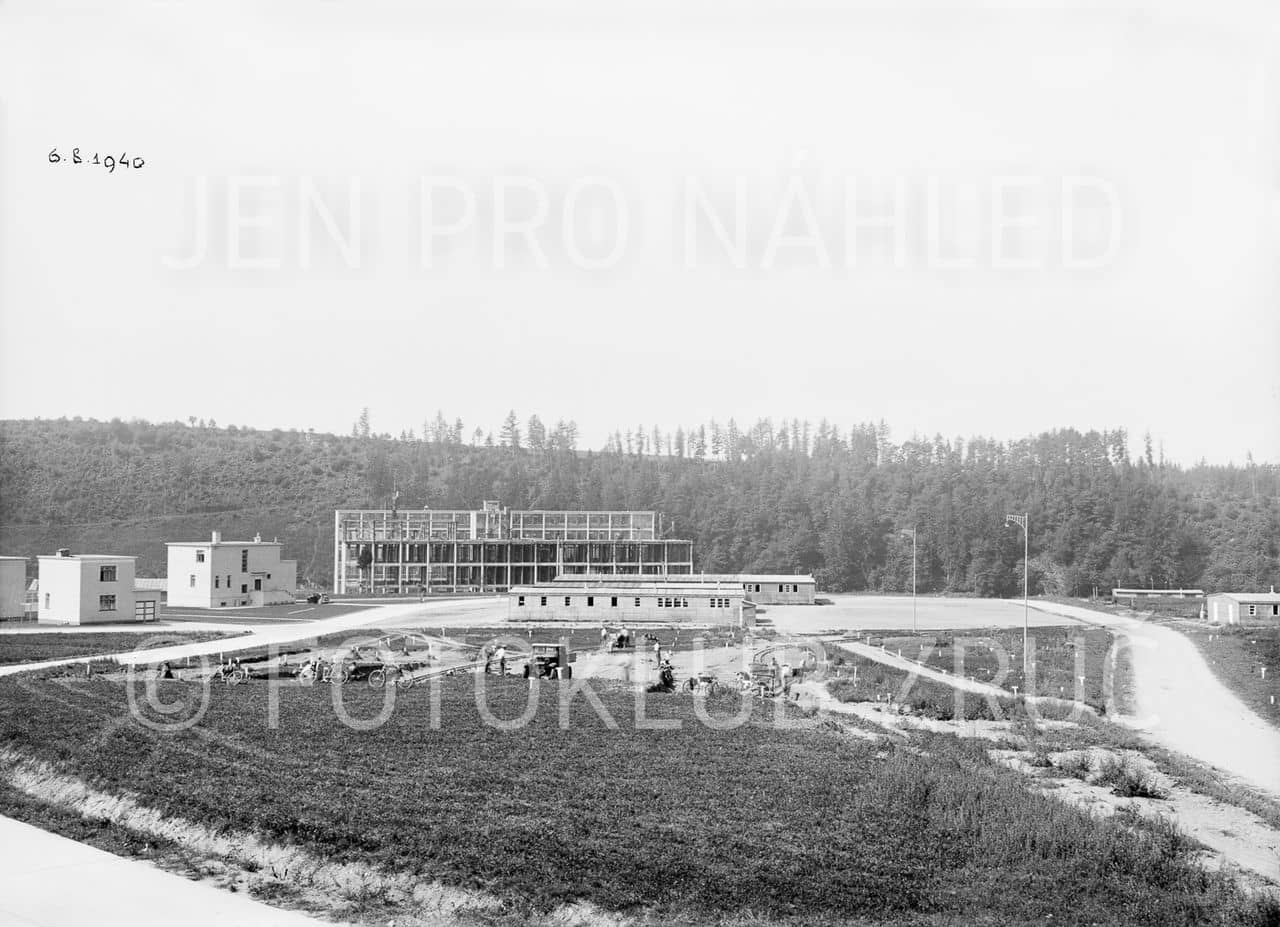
[48,148,145,172]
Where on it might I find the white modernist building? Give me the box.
[37,550,162,625]
[553,572,818,605]
[0,556,26,619]
[509,580,755,628]
[166,531,297,609]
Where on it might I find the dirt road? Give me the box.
[1030,600,1280,799]
[0,815,336,926]
[0,597,506,679]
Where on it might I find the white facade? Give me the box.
[0,557,27,619]
[1207,592,1280,625]
[38,552,146,625]
[509,581,755,628]
[166,531,297,608]
[553,572,818,605]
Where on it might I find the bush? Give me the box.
[1096,755,1168,799]
[1056,752,1093,780]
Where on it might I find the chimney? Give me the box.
[211,531,221,544]
[56,548,71,558]
[253,532,262,543]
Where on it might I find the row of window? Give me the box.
[515,595,735,609]
[188,573,270,590]
[744,583,803,593]
[192,550,251,572]
[1246,604,1280,617]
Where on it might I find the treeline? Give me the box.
[0,416,1276,594]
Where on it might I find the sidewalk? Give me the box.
[0,815,335,926]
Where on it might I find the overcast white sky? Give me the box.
[1,1,1277,463]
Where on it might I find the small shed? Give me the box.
[1206,591,1280,625]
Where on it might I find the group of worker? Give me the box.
[603,624,635,650]
[482,644,508,675]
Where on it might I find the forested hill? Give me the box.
[0,417,1276,594]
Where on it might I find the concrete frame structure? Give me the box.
[508,580,754,628]
[1207,591,1280,625]
[166,532,297,609]
[334,503,694,595]
[555,572,817,605]
[0,556,26,619]
[37,550,161,625]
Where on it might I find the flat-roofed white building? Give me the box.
[0,556,26,619]
[509,580,755,627]
[166,531,297,608]
[553,572,817,605]
[1207,591,1280,625]
[37,550,161,625]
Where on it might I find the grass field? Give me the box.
[0,673,1273,926]
[0,630,244,666]
[1177,624,1280,726]
[849,627,1115,711]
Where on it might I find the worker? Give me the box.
[653,639,662,663]
[483,645,493,674]
[496,645,507,675]
[780,661,793,696]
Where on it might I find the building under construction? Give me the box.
[333,502,694,595]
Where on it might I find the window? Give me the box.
[587,596,594,607]
[227,575,232,588]
[1273,605,1279,617]
[196,550,205,563]
[241,550,248,573]
[681,598,688,608]
[518,595,526,607]
[564,596,571,607]
[540,596,547,606]
[44,593,50,608]
[755,584,761,592]
[779,584,784,593]
[267,573,271,580]
[189,575,196,588]
[219,601,226,607]
[634,597,641,607]
[99,565,117,582]
[611,596,618,607]
[215,576,220,589]
[1248,605,1258,617]
[241,584,248,594]
[99,594,117,612]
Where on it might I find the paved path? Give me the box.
[0,815,336,926]
[0,597,506,678]
[1028,600,1280,799]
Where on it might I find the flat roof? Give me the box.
[166,540,282,547]
[512,583,745,596]
[1112,588,1205,595]
[1209,592,1280,603]
[37,554,135,561]
[554,572,814,585]
[0,556,27,561]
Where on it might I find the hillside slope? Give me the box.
[1,418,1276,592]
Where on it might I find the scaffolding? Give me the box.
[332,507,691,595]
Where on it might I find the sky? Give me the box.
[1,0,1277,464]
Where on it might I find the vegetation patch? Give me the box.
[0,673,1274,925]
[0,630,244,666]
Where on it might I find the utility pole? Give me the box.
[901,527,917,633]
[1006,513,1029,679]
